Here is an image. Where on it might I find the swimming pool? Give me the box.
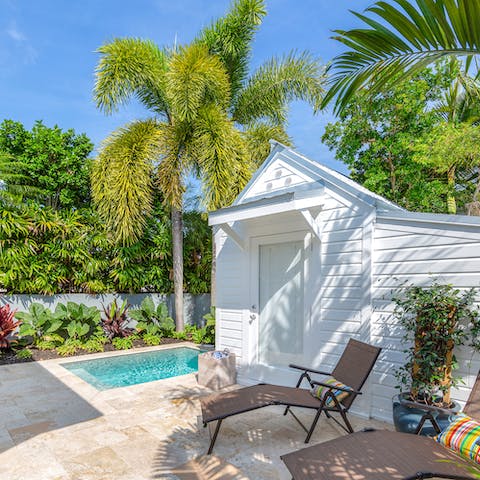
[61,347,204,390]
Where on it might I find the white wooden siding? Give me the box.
[230,189,375,401]
[215,228,248,366]
[371,217,480,421]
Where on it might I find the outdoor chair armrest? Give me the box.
[289,364,332,376]
[400,398,459,416]
[311,380,362,395]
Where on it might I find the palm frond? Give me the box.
[0,152,44,205]
[190,104,251,209]
[154,123,188,209]
[233,51,325,125]
[242,122,292,167]
[91,119,161,245]
[166,44,231,122]
[326,0,480,114]
[198,0,266,99]
[94,38,169,116]
[433,58,480,123]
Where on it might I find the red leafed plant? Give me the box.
[0,304,20,349]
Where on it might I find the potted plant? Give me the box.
[391,280,480,434]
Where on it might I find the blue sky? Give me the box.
[1,0,373,174]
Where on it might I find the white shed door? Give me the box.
[258,241,304,366]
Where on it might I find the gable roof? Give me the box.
[209,141,403,227]
[243,141,404,209]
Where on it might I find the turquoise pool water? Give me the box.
[61,347,203,390]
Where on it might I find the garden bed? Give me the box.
[0,337,186,365]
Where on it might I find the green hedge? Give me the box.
[0,203,211,294]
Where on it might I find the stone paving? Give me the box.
[0,344,389,479]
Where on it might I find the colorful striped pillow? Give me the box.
[310,377,352,407]
[436,414,480,463]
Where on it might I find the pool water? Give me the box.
[61,347,204,390]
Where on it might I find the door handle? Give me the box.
[249,313,256,323]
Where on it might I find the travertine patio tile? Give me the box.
[8,420,57,444]
[0,347,392,479]
[63,446,131,480]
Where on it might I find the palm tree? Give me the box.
[324,0,480,113]
[92,0,324,330]
[93,42,243,332]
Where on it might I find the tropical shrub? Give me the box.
[16,348,32,359]
[189,307,216,345]
[0,203,211,294]
[57,339,83,356]
[393,281,480,407]
[142,333,162,346]
[82,328,109,353]
[0,303,20,349]
[16,303,64,347]
[130,297,175,338]
[112,336,135,350]
[57,302,100,340]
[101,299,133,340]
[16,301,102,349]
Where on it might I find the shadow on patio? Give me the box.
[0,361,101,453]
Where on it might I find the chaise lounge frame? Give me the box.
[200,339,381,454]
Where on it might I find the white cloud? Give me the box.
[6,23,26,42]
[3,21,37,64]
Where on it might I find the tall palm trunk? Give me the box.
[172,207,184,331]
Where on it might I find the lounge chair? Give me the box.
[280,371,480,480]
[200,339,381,454]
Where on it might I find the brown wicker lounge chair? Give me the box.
[200,339,381,454]
[280,371,480,480]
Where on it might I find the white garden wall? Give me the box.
[3,293,211,327]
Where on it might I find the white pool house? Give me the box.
[209,141,480,421]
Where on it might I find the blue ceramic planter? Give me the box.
[392,393,459,436]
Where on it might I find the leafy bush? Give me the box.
[57,302,100,340]
[81,327,108,352]
[142,333,162,346]
[130,297,175,337]
[188,308,216,345]
[0,303,20,349]
[101,299,133,340]
[112,336,135,350]
[16,301,101,348]
[57,339,83,356]
[16,348,32,359]
[17,303,64,346]
[202,307,215,345]
[0,202,211,294]
[393,281,480,406]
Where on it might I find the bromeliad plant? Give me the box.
[101,299,133,340]
[0,303,20,349]
[393,281,480,408]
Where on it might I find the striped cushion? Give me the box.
[310,377,352,407]
[436,414,480,463]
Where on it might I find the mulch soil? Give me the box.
[0,337,187,365]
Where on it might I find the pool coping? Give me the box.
[51,341,213,365]
[34,342,215,396]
